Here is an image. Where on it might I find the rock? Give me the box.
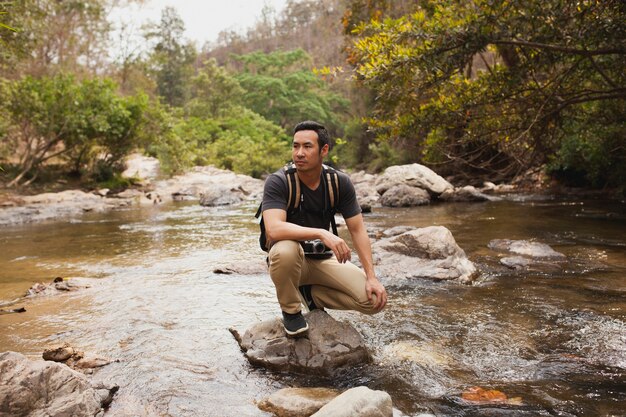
[0,351,116,417]
[0,190,132,226]
[43,343,80,362]
[352,171,381,212]
[488,239,566,258]
[380,185,430,207]
[500,256,533,269]
[199,185,247,206]
[461,386,523,406]
[311,386,393,417]
[382,341,452,368]
[382,226,416,238]
[0,307,26,315]
[122,153,160,181]
[26,278,88,297]
[375,164,453,196]
[153,166,263,204]
[258,387,340,417]
[231,310,370,375]
[439,185,500,202]
[372,226,478,283]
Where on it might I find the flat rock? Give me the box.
[258,387,340,417]
[488,239,566,258]
[372,226,478,283]
[231,310,370,375]
[0,351,116,417]
[311,386,393,417]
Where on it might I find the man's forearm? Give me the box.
[266,220,327,243]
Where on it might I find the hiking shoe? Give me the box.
[298,285,320,312]
[282,311,309,337]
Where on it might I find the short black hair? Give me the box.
[294,121,330,150]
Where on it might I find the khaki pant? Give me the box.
[268,240,379,315]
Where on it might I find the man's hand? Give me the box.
[366,279,387,311]
[321,231,351,263]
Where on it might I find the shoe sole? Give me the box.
[284,323,309,337]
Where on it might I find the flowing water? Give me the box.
[1,196,625,416]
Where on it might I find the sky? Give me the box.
[109,0,288,52]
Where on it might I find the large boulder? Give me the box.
[0,351,116,417]
[375,164,453,196]
[372,226,477,283]
[121,154,160,181]
[152,166,263,204]
[379,184,430,207]
[230,310,370,375]
[258,387,340,417]
[311,386,392,417]
[351,171,380,212]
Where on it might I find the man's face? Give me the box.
[292,130,328,173]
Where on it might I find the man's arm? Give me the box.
[345,214,387,310]
[263,208,352,263]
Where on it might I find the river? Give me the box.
[1,196,625,416]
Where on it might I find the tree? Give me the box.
[231,49,349,131]
[349,0,626,184]
[144,6,196,107]
[2,74,151,186]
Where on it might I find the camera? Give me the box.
[301,239,333,258]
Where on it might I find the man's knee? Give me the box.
[359,294,385,315]
[268,240,303,268]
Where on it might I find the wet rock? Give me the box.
[311,386,393,417]
[212,258,267,275]
[439,185,500,202]
[461,386,523,406]
[258,387,339,417]
[375,164,453,196]
[0,351,117,417]
[480,182,516,193]
[382,341,453,368]
[0,307,26,315]
[372,226,478,283]
[230,310,370,375]
[43,342,79,362]
[26,278,89,297]
[43,343,114,371]
[380,184,430,207]
[488,239,566,258]
[500,256,533,270]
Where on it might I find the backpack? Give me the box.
[255,162,340,252]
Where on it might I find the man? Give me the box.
[262,120,388,336]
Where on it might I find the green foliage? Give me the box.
[349,0,626,184]
[548,100,626,188]
[2,74,153,185]
[232,49,349,131]
[185,59,245,118]
[167,107,291,178]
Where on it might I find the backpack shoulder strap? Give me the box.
[322,164,340,210]
[283,162,301,211]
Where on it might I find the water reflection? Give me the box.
[1,198,625,416]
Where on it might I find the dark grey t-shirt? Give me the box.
[262,168,361,231]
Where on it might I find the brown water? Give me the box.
[1,197,625,416]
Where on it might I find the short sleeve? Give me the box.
[337,172,361,219]
[261,173,288,212]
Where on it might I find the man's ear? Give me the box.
[320,143,329,157]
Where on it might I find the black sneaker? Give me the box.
[298,285,320,312]
[282,311,309,337]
